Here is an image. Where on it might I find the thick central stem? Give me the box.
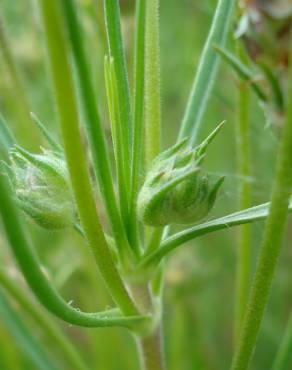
[137,328,165,370]
[130,284,165,370]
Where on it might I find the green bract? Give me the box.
[137,123,225,227]
[2,146,75,229]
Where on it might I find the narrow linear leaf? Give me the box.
[258,62,284,112]
[30,112,63,153]
[104,56,129,229]
[139,199,292,269]
[214,45,267,102]
[103,0,132,183]
[0,114,16,154]
[179,0,236,144]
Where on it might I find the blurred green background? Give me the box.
[0,1,291,369]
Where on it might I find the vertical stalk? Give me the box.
[38,0,137,315]
[104,56,129,232]
[178,0,235,145]
[129,0,146,252]
[60,0,133,265]
[231,42,292,370]
[234,45,252,343]
[144,0,161,169]
[134,1,165,368]
[103,0,132,197]
[130,284,165,370]
[137,329,165,370]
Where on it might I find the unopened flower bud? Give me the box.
[2,146,75,230]
[137,123,225,227]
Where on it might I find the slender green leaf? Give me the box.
[179,0,236,145]
[30,112,63,153]
[214,45,267,102]
[0,114,16,155]
[103,0,132,187]
[139,199,292,270]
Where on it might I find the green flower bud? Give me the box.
[2,146,75,230]
[137,123,225,227]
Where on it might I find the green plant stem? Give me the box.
[129,0,146,252]
[104,56,132,255]
[146,228,164,255]
[60,0,132,265]
[179,0,236,145]
[137,328,165,370]
[272,312,292,370]
[0,270,89,370]
[103,0,132,190]
[137,200,292,273]
[234,46,252,343]
[38,0,137,315]
[230,42,292,370]
[130,284,165,370]
[144,0,161,168]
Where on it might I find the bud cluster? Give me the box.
[2,146,75,230]
[137,124,224,227]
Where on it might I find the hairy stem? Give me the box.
[137,329,165,370]
[60,0,132,265]
[234,45,252,343]
[130,284,165,370]
[144,0,161,168]
[103,0,132,194]
[129,0,146,252]
[38,0,137,315]
[230,41,292,370]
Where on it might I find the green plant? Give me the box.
[0,1,291,370]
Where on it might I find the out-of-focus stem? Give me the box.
[234,45,252,343]
[231,41,292,370]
